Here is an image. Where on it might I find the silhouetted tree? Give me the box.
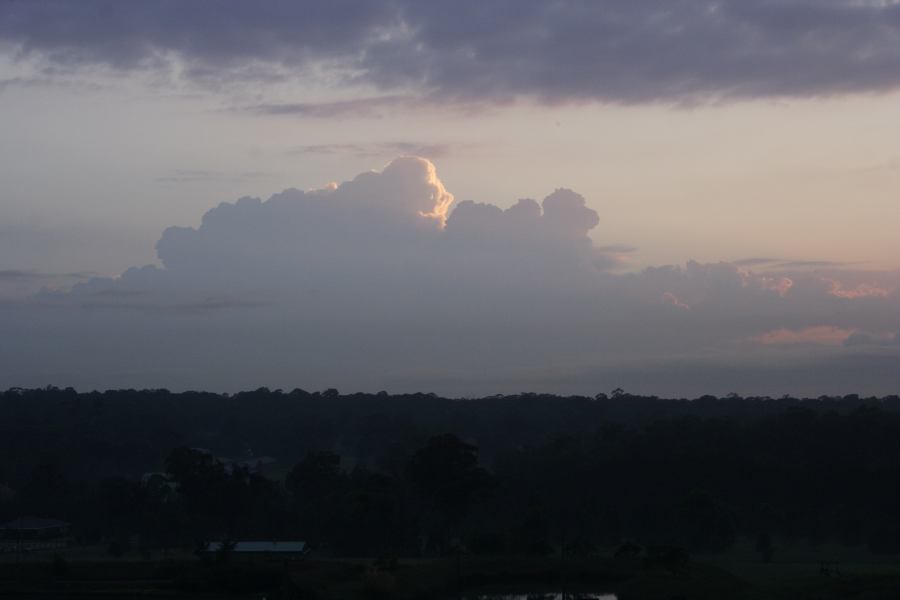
[756,531,774,562]
[679,491,736,552]
[407,434,491,521]
[286,451,342,500]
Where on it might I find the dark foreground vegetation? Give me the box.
[4,386,900,598]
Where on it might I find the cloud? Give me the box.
[249,96,417,119]
[0,269,93,299]
[0,1,395,72]
[751,326,855,346]
[843,331,900,347]
[288,142,460,159]
[733,258,854,271]
[662,292,691,311]
[597,244,639,255]
[0,269,43,282]
[734,257,781,267]
[156,169,276,184]
[0,76,51,92]
[0,269,93,282]
[0,223,153,295]
[0,75,106,93]
[3,156,900,395]
[0,270,94,305]
[4,1,900,105]
[776,260,847,269]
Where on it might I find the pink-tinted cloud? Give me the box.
[662,292,690,310]
[759,276,793,297]
[750,326,855,346]
[824,278,892,299]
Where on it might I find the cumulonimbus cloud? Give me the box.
[2,156,900,395]
[3,1,900,104]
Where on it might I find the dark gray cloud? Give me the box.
[0,268,92,282]
[250,96,417,118]
[3,1,900,104]
[0,0,394,72]
[2,157,900,395]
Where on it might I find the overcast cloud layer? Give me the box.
[3,0,900,104]
[2,157,899,396]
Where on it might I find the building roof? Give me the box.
[205,541,307,554]
[2,517,69,530]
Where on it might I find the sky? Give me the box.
[1,0,900,396]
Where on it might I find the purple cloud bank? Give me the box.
[3,1,900,104]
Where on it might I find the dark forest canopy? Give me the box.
[4,386,900,558]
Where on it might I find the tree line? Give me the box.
[3,386,900,558]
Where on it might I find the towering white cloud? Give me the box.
[2,157,900,396]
